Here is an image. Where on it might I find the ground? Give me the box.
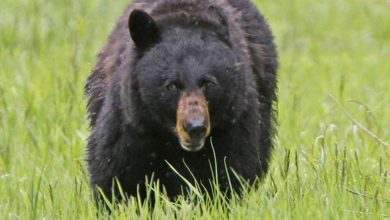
[0,0,389,219]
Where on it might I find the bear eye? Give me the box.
[204,80,215,88]
[166,83,178,91]
[200,77,217,89]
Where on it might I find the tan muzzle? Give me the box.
[176,91,211,152]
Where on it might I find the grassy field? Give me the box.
[0,0,389,219]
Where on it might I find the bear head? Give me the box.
[123,8,252,152]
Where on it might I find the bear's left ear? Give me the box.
[128,10,160,50]
[207,5,231,46]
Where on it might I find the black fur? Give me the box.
[85,0,278,202]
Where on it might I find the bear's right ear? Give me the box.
[128,10,160,50]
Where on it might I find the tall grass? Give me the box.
[0,0,389,219]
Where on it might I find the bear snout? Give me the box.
[183,116,208,144]
[176,91,211,152]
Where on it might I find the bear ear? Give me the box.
[207,5,228,27]
[128,10,160,50]
[207,5,231,46]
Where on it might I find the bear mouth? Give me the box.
[179,138,205,152]
[176,90,210,153]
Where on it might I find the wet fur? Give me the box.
[86,0,278,201]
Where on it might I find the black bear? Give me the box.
[85,0,277,202]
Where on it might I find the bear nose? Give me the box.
[183,118,207,140]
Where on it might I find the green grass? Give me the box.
[0,0,389,219]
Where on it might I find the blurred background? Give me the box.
[0,0,389,218]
